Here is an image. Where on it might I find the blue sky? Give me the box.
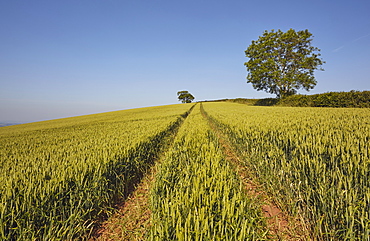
[1,0,369,123]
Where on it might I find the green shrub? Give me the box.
[278,90,370,108]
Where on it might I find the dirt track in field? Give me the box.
[90,166,154,241]
[90,103,310,240]
[89,106,195,240]
[200,103,310,241]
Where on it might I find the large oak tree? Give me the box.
[244,29,324,98]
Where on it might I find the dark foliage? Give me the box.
[278,90,370,108]
[177,91,195,103]
[245,29,324,98]
[218,91,370,108]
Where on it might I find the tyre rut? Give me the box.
[89,104,196,240]
[200,103,310,240]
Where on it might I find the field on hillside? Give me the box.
[202,102,370,240]
[0,104,192,240]
[1,102,369,240]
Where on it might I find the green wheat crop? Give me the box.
[202,102,370,240]
[0,104,192,240]
[149,104,267,240]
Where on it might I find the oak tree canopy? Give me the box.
[244,29,324,98]
[177,91,195,103]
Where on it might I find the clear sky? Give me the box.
[1,0,369,123]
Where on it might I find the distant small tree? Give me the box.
[177,91,195,103]
[244,29,325,98]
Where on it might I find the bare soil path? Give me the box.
[90,103,310,240]
[90,165,155,241]
[200,103,310,240]
[89,106,195,240]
